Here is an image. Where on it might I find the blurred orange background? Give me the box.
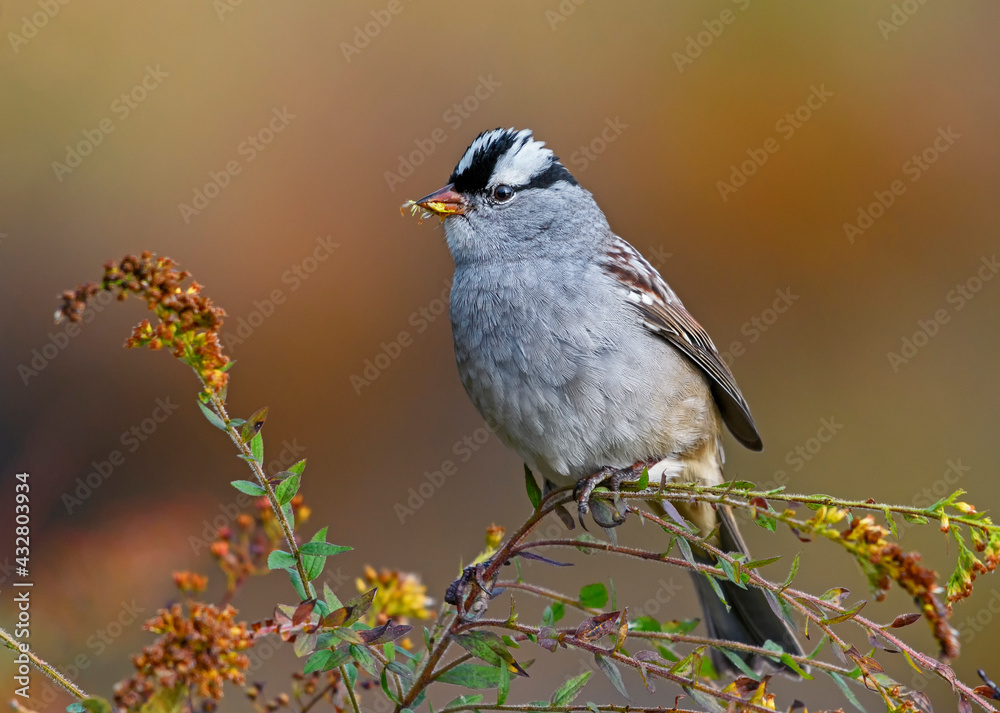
[2,1,1000,709]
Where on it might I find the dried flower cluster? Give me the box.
[808,507,960,661]
[173,571,209,596]
[949,524,1000,605]
[113,602,252,711]
[56,252,230,394]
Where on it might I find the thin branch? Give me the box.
[0,626,88,699]
[340,665,362,713]
[209,392,315,599]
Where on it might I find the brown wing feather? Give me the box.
[601,239,763,451]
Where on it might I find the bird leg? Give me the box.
[445,560,502,621]
[574,459,657,528]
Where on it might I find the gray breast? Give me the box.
[449,259,717,483]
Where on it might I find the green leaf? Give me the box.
[276,473,301,505]
[240,406,269,443]
[902,512,928,525]
[551,601,565,623]
[630,616,660,633]
[289,458,308,475]
[344,662,358,689]
[288,567,308,600]
[754,511,777,532]
[324,582,343,611]
[780,653,813,679]
[720,649,759,681]
[883,508,899,538]
[718,557,746,589]
[703,573,730,611]
[451,631,528,676]
[660,618,700,635]
[550,671,591,706]
[249,432,264,464]
[380,667,401,704]
[828,671,866,713]
[674,534,697,568]
[436,663,503,689]
[579,583,609,609]
[497,655,510,705]
[301,541,352,556]
[594,654,629,700]
[744,555,782,570]
[302,552,325,582]
[779,552,802,591]
[524,465,541,509]
[387,660,413,681]
[196,400,227,430]
[821,599,868,625]
[267,549,297,570]
[634,467,649,491]
[349,644,379,677]
[231,479,266,496]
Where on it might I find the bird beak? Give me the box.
[413,184,468,216]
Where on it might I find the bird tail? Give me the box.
[687,504,806,676]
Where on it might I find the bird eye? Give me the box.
[492,184,515,202]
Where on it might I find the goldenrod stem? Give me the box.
[0,626,88,699]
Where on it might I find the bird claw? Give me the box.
[445,560,501,621]
[574,462,652,528]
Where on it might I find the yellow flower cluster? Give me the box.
[356,566,433,623]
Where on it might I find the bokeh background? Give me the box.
[2,1,1000,709]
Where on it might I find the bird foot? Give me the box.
[574,460,656,528]
[445,560,502,621]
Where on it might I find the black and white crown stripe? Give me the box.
[449,128,577,196]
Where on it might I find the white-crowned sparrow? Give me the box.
[407,127,802,674]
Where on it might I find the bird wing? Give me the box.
[601,238,763,451]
